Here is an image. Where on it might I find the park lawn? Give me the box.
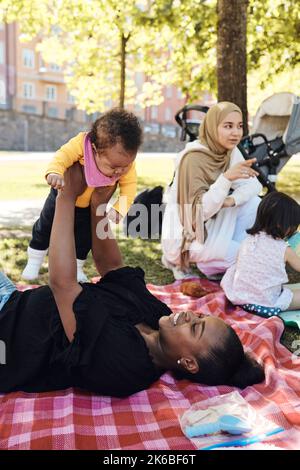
[276,159,300,201]
[0,154,300,200]
[0,156,175,200]
[0,160,50,200]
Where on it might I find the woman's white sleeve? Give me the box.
[231,177,262,206]
[202,174,232,221]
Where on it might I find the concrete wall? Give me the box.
[0,109,186,153]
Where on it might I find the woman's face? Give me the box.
[158,311,228,366]
[217,111,243,150]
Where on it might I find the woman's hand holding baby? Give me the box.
[107,207,122,224]
[47,165,86,199]
[57,164,86,201]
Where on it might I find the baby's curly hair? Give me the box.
[89,108,143,153]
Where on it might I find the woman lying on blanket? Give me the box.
[0,164,265,397]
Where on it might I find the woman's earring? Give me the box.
[177,359,181,365]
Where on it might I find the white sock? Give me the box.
[172,266,196,281]
[22,247,48,280]
[76,259,88,283]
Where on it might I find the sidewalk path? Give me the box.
[0,199,44,228]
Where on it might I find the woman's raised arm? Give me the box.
[48,163,86,341]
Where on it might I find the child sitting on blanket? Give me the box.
[22,108,142,282]
[221,191,300,317]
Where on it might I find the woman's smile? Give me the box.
[169,312,178,326]
[173,312,180,325]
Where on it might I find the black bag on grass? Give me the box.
[123,186,165,239]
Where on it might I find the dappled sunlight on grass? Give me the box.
[277,162,300,201]
[117,237,174,285]
[0,229,174,286]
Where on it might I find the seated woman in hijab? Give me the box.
[161,101,262,280]
[0,164,265,397]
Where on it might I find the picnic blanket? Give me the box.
[0,279,299,450]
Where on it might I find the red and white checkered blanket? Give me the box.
[0,279,299,450]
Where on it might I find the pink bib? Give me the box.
[83,134,119,187]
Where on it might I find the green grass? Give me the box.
[0,157,175,200]
[0,232,174,286]
[276,160,300,201]
[0,161,50,200]
[1,154,300,201]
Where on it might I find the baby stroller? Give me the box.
[175,92,300,192]
[123,185,165,239]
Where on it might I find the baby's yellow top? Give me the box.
[45,132,137,216]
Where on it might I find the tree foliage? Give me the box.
[139,0,217,101]
[248,0,300,81]
[0,0,178,111]
[0,0,299,114]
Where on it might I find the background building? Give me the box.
[0,23,87,121]
[0,23,188,128]
[0,22,213,151]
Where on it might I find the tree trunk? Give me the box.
[217,0,249,134]
[119,33,129,109]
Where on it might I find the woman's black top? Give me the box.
[0,267,172,397]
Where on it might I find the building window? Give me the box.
[47,107,58,118]
[104,99,113,108]
[23,83,35,99]
[166,86,172,99]
[177,88,183,99]
[134,103,143,117]
[23,49,35,68]
[65,108,75,120]
[67,92,76,104]
[165,107,173,122]
[0,80,6,104]
[144,122,160,135]
[151,106,158,120]
[45,85,57,102]
[0,42,4,65]
[39,56,47,73]
[22,105,37,114]
[162,125,176,138]
[50,63,61,72]
[135,72,144,90]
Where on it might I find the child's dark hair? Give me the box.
[89,108,142,153]
[174,322,265,388]
[247,191,300,239]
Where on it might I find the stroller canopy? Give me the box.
[252,92,300,156]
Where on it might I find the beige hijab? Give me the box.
[177,101,242,268]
